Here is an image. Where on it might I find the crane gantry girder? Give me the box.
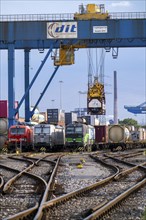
[0,18,146,49]
[0,11,146,126]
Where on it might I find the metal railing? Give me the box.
[0,13,74,21]
[0,12,146,22]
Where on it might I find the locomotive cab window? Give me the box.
[10,128,25,134]
[35,127,50,134]
[43,127,50,134]
[34,127,42,134]
[66,127,75,134]
[75,127,82,133]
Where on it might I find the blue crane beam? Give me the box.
[0,19,146,49]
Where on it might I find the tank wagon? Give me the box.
[94,125,146,151]
[65,122,95,151]
[33,124,65,151]
[8,125,33,152]
[0,118,8,150]
[108,125,130,151]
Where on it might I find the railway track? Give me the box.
[82,153,146,220]
[0,150,145,219]
[53,153,115,196]
[0,153,61,220]
[39,154,146,220]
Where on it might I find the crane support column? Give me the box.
[7,22,15,127]
[24,49,30,122]
[8,43,15,127]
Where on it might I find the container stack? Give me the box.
[65,112,77,125]
[0,101,8,149]
[47,109,65,126]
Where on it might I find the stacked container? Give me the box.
[65,112,77,125]
[0,101,8,149]
[47,109,65,126]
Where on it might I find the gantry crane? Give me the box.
[1,2,146,127]
[124,102,146,114]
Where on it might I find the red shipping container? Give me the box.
[0,100,8,118]
[0,100,19,119]
[94,125,108,143]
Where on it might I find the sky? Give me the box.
[0,0,146,124]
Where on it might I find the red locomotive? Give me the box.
[8,125,33,152]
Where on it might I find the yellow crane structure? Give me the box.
[87,79,105,115]
[52,4,107,115]
[74,4,109,20]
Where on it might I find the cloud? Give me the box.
[111,1,131,8]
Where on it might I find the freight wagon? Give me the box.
[0,118,8,150]
[108,125,130,151]
[93,125,108,150]
[94,124,146,151]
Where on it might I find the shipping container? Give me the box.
[47,109,65,125]
[0,118,8,135]
[0,100,19,119]
[65,112,77,125]
[0,100,8,118]
[94,125,108,144]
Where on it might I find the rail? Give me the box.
[0,12,146,21]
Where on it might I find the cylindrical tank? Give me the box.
[108,125,130,143]
[138,128,146,141]
[0,118,8,135]
[0,135,7,149]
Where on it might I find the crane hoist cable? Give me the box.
[87,48,106,115]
